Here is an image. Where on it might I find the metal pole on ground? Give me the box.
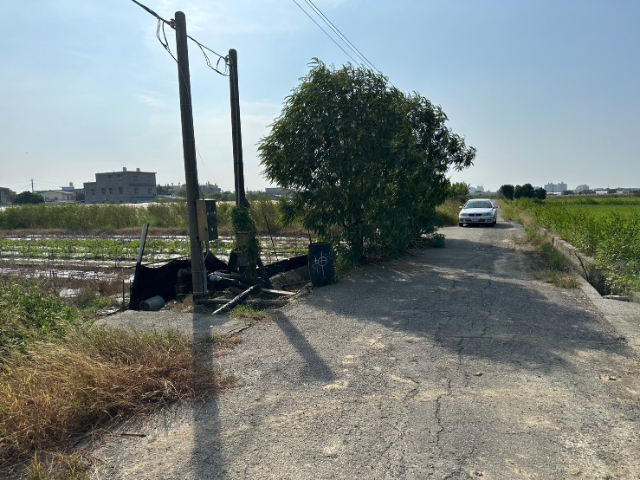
[175,11,206,297]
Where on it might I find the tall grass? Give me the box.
[505,198,640,294]
[0,201,301,235]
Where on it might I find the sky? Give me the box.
[1,0,639,194]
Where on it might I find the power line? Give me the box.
[304,0,381,75]
[291,0,361,66]
[131,0,228,77]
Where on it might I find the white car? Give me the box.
[458,199,498,227]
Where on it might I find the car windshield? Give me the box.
[464,200,493,209]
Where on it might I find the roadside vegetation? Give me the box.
[0,276,230,478]
[501,197,640,294]
[259,60,475,266]
[0,199,298,236]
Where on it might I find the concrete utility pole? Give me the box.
[175,11,207,297]
[228,49,250,208]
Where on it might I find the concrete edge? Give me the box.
[532,224,640,304]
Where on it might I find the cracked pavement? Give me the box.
[95,221,640,479]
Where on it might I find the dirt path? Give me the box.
[95,221,640,479]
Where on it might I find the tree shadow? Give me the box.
[302,237,634,377]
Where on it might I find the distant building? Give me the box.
[38,190,75,203]
[200,183,222,196]
[0,187,11,205]
[594,188,608,195]
[265,187,294,198]
[575,184,590,193]
[469,185,485,194]
[544,182,568,193]
[84,167,157,204]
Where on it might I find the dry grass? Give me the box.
[26,452,90,480]
[0,327,228,469]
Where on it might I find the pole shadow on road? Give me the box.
[275,311,336,383]
[192,312,227,480]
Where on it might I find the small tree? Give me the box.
[514,184,535,199]
[534,188,547,200]
[449,182,470,202]
[12,191,45,205]
[498,184,515,200]
[259,61,475,263]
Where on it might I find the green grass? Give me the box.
[507,198,640,294]
[0,278,80,358]
[229,305,269,321]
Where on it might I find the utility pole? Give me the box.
[228,49,249,208]
[31,179,34,193]
[175,11,207,297]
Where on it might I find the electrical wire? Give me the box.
[291,0,361,66]
[131,0,228,77]
[304,0,381,75]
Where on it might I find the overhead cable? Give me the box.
[291,0,361,66]
[131,0,228,77]
[304,0,382,75]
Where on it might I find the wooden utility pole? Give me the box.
[228,49,249,207]
[175,11,207,297]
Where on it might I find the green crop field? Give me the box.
[505,197,640,294]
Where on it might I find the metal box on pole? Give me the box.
[196,199,218,242]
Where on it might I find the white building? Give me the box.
[39,190,75,203]
[544,182,568,193]
[575,184,590,192]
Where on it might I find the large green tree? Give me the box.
[12,191,45,205]
[514,184,536,199]
[498,184,515,200]
[259,61,475,263]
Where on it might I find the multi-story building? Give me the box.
[84,167,156,204]
[0,187,11,205]
[544,182,568,193]
[575,184,590,193]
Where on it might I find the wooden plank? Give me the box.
[262,288,296,296]
[211,285,259,315]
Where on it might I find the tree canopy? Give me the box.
[498,184,515,200]
[259,61,475,263]
[12,191,45,205]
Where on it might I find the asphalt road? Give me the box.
[96,221,640,479]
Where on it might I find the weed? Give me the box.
[229,305,268,321]
[0,277,80,359]
[202,332,243,348]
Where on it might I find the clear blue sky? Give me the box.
[1,0,638,193]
